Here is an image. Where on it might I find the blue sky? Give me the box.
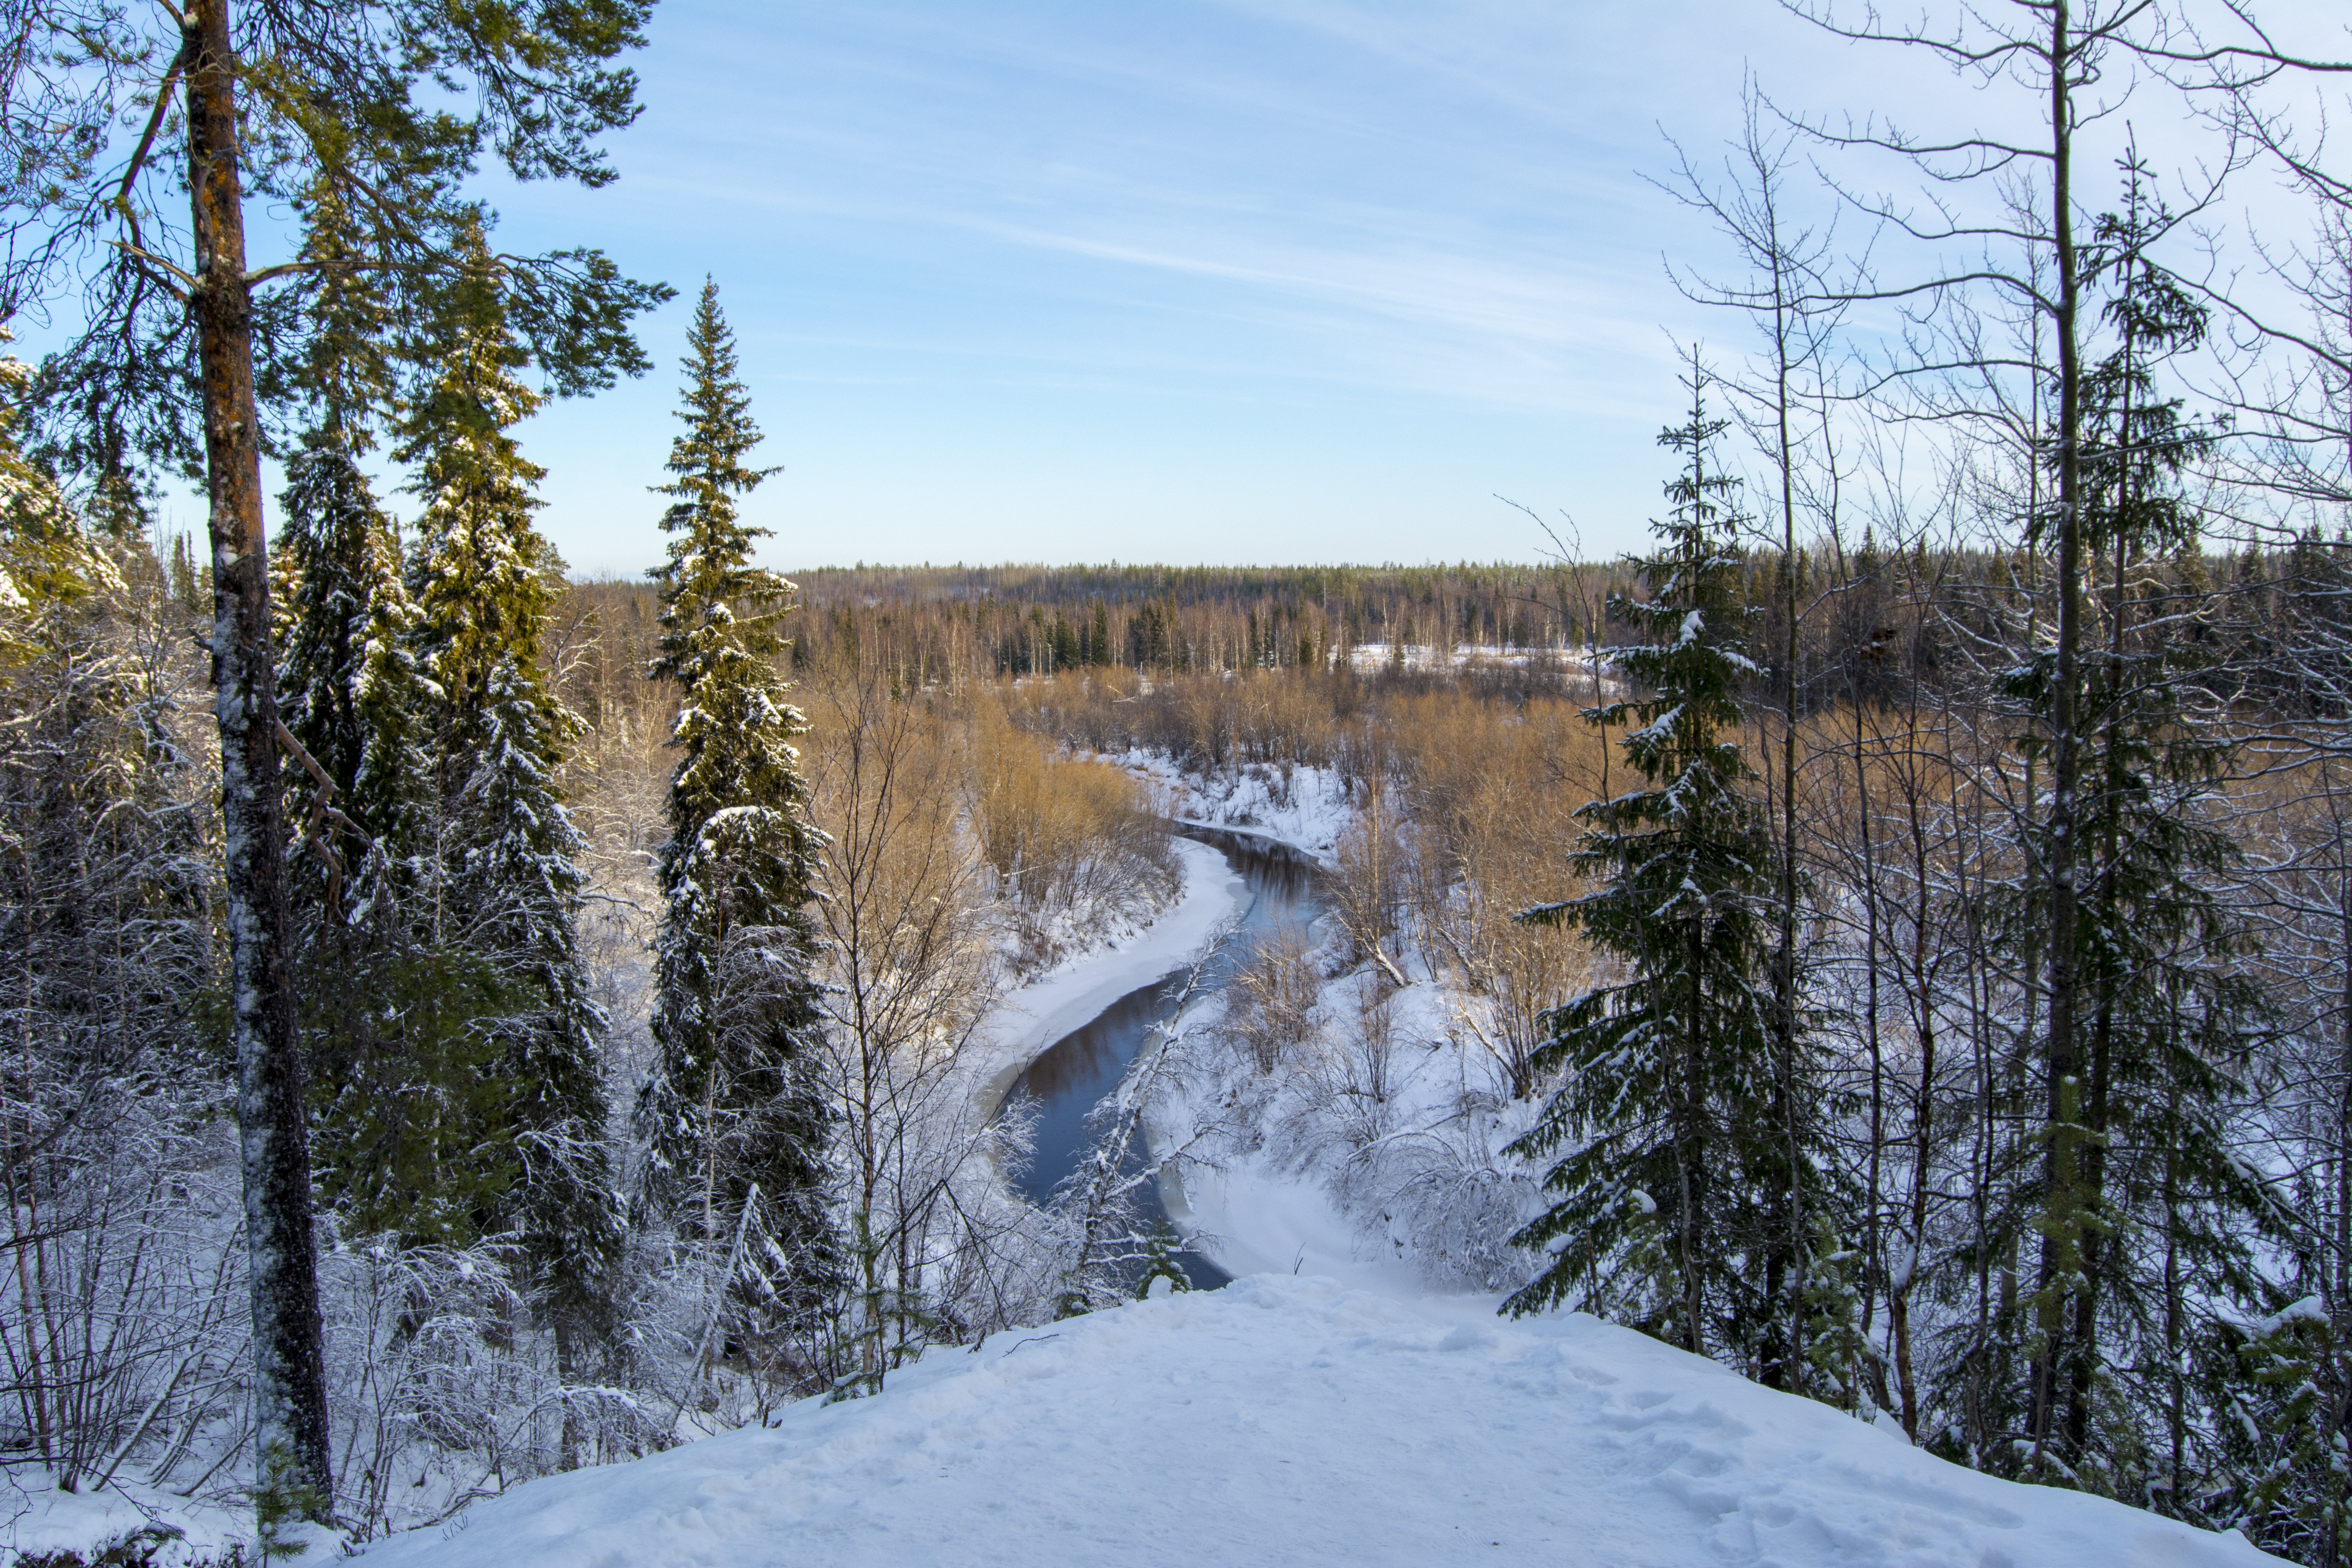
[311,2,2347,574]
[488,1,1862,575]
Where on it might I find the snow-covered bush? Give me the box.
[0,550,231,1499]
[1225,927,1322,1074]
[322,1234,648,1537]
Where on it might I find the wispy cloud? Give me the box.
[504,2,1979,565]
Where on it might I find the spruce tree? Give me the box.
[276,185,435,907]
[0,331,112,622]
[1505,362,1838,1381]
[637,281,835,1358]
[399,227,623,1385]
[1997,155,2279,1498]
[402,226,563,742]
[280,396,521,1261]
[278,449,432,888]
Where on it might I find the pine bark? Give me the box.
[187,0,334,1508]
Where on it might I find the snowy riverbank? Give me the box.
[1123,750,1350,867]
[350,1272,2282,1568]
[1113,751,1542,1300]
[968,835,1249,1122]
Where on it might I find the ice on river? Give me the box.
[352,1272,2279,1568]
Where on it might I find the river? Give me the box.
[1002,829,1324,1290]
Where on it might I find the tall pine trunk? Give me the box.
[187,0,333,1510]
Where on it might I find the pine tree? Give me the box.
[1504,362,1838,1380]
[3,0,668,1513]
[636,281,836,1361]
[399,227,622,1385]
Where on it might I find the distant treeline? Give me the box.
[782,561,1615,680]
[564,537,2352,718]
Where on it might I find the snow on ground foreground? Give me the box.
[2,1477,295,1567]
[354,1274,2277,1568]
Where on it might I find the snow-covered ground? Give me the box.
[968,835,1248,1118]
[1101,763,1461,1292]
[1,1477,304,1568]
[19,785,2292,1568]
[1117,755,1539,1298]
[349,1272,2279,1568]
[1159,1133,1426,1293]
[1151,962,1510,1298]
[1345,641,1586,673]
[1124,750,1351,866]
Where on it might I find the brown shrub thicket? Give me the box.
[1383,695,1609,1099]
[970,699,1178,950]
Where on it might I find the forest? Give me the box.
[10,0,2352,1566]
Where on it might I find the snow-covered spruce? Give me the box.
[1506,364,1843,1396]
[634,280,837,1390]
[275,436,434,915]
[397,221,624,1401]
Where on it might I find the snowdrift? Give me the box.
[354,1274,2279,1568]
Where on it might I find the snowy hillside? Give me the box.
[1125,750,1352,866]
[354,1274,2278,1568]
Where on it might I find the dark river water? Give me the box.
[1003,829,1324,1290]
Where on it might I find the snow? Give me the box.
[2240,1294,2330,1338]
[348,1272,2281,1568]
[340,815,2279,1566]
[25,759,2294,1568]
[1123,750,1351,866]
[1628,703,1685,745]
[2,1475,341,1566]
[1159,1148,1426,1295]
[1146,956,1506,1296]
[969,835,1250,1116]
[1343,642,1591,674]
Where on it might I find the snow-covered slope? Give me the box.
[353,1274,2278,1568]
[1125,750,1351,866]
